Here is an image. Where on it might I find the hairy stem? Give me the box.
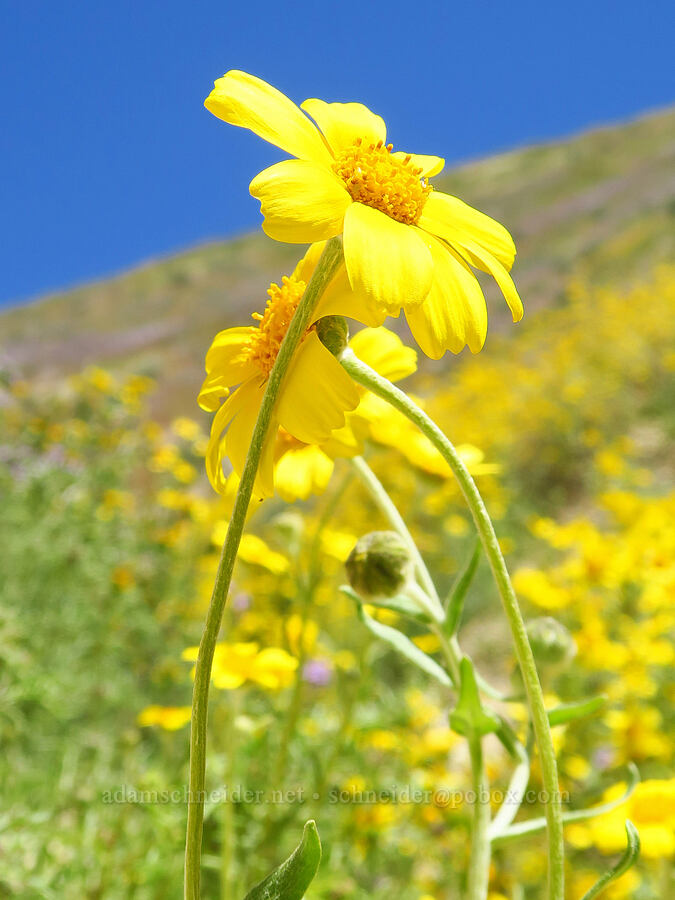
[340,350,564,900]
[467,735,491,900]
[184,238,343,899]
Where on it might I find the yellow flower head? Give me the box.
[205,70,523,358]
[198,244,370,497]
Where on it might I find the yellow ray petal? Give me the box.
[301,99,386,153]
[275,445,334,502]
[205,383,255,492]
[250,159,351,243]
[405,234,487,358]
[455,239,524,323]
[292,241,325,284]
[391,152,445,177]
[224,380,276,497]
[277,332,359,443]
[320,422,362,458]
[343,203,433,313]
[349,327,417,381]
[198,372,231,412]
[313,263,388,328]
[419,191,516,270]
[204,326,254,374]
[205,70,332,166]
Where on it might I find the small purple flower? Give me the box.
[302,658,333,687]
[232,591,252,612]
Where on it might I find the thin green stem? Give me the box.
[466,735,491,900]
[340,350,564,900]
[184,238,344,900]
[220,698,238,900]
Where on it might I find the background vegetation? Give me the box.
[1,107,673,898]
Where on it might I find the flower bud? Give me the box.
[526,617,577,667]
[345,531,413,600]
[316,315,349,357]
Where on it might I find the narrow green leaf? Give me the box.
[580,820,640,900]
[492,763,641,846]
[547,694,607,727]
[449,657,500,738]
[351,599,452,687]
[443,540,480,636]
[339,585,430,622]
[243,820,322,900]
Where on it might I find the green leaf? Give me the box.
[243,820,322,900]
[443,540,480,636]
[580,820,640,900]
[547,694,607,727]
[492,763,641,846]
[339,585,430,622]
[350,597,452,687]
[449,657,500,738]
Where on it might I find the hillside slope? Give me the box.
[2,106,673,418]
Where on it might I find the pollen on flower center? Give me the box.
[333,139,432,225]
[241,276,308,377]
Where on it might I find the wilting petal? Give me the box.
[419,191,516,270]
[343,203,433,313]
[349,327,417,381]
[278,332,359,443]
[405,234,487,358]
[391,152,445,177]
[205,70,332,166]
[301,99,386,153]
[250,159,351,243]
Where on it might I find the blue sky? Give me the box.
[2,0,673,307]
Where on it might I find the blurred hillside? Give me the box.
[2,105,674,419]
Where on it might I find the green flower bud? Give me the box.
[345,531,413,600]
[316,316,349,357]
[526,617,577,667]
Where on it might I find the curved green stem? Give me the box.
[467,735,491,900]
[340,350,564,900]
[184,238,344,899]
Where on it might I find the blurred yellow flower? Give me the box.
[137,705,192,731]
[575,779,675,859]
[237,533,289,575]
[182,641,298,691]
[205,70,523,358]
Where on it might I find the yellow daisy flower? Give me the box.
[205,70,523,358]
[199,244,380,498]
[228,325,419,503]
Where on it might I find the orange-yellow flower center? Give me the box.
[333,139,431,225]
[241,275,307,377]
